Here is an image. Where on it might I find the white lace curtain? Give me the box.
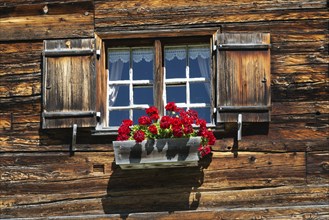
[109,49,154,63]
[164,47,210,61]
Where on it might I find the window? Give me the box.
[41,32,271,131]
[106,40,213,128]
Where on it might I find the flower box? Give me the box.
[113,137,201,169]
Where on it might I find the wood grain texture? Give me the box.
[94,0,328,31]
[154,40,164,114]
[307,151,329,184]
[0,1,94,41]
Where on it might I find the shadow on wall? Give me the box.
[101,155,212,216]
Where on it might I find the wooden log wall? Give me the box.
[1,0,328,219]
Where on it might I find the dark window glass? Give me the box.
[190,83,210,103]
[134,87,153,105]
[109,110,130,126]
[110,85,129,106]
[166,85,186,103]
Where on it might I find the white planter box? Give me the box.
[113,137,201,169]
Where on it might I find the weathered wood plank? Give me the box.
[0,113,11,130]
[0,0,88,7]
[95,0,328,13]
[0,152,305,189]
[272,81,329,102]
[95,5,328,32]
[128,206,329,220]
[1,184,327,218]
[0,42,42,77]
[0,1,94,41]
[272,101,329,115]
[1,206,329,219]
[0,74,41,98]
[307,151,329,184]
[217,138,329,152]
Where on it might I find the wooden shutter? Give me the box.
[216,33,271,123]
[42,38,96,129]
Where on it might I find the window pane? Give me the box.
[166,85,186,103]
[109,85,129,106]
[133,109,146,124]
[134,87,153,105]
[165,47,186,78]
[133,48,154,80]
[191,107,211,123]
[108,49,130,80]
[109,110,129,126]
[189,46,210,78]
[190,83,210,103]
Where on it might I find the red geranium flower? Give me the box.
[198,145,211,157]
[187,109,198,122]
[133,130,145,143]
[183,124,193,135]
[138,116,152,126]
[122,119,133,126]
[146,106,160,121]
[118,125,130,135]
[171,117,182,128]
[160,116,172,129]
[207,130,216,145]
[148,124,158,135]
[196,119,207,128]
[181,114,193,126]
[172,127,183,138]
[117,133,129,141]
[165,102,178,112]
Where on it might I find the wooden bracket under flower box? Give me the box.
[113,137,201,169]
